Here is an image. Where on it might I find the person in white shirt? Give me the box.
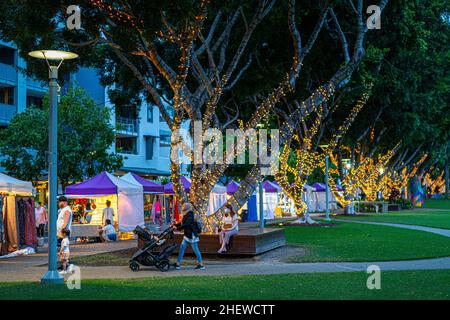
[57,196,73,243]
[218,204,239,253]
[99,219,117,242]
[102,200,115,226]
[58,229,71,274]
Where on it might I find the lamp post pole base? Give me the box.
[41,271,64,285]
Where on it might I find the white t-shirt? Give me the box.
[103,207,115,225]
[102,224,116,236]
[222,214,239,231]
[57,206,73,237]
[61,238,70,254]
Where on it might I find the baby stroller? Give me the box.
[129,225,177,272]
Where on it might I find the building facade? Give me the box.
[0,40,179,178]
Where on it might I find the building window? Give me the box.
[159,131,171,146]
[147,105,153,123]
[27,95,44,109]
[0,46,15,65]
[145,136,154,160]
[0,87,14,105]
[116,137,138,154]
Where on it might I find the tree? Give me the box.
[0,88,123,186]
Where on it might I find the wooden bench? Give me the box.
[141,227,286,256]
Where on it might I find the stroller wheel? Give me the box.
[129,261,140,272]
[156,259,170,272]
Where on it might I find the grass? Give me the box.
[332,211,450,230]
[425,198,450,210]
[1,270,449,300]
[283,221,450,263]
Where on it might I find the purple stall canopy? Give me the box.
[263,180,282,193]
[312,182,342,192]
[163,176,191,195]
[121,172,164,193]
[66,171,118,195]
[226,181,241,195]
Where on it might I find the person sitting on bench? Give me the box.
[218,204,239,253]
[99,219,117,242]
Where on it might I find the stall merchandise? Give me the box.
[66,171,144,233]
[120,173,164,225]
[0,173,36,256]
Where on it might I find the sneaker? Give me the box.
[58,270,67,275]
[174,264,181,270]
[195,265,206,270]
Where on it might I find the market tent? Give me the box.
[226,181,240,195]
[208,184,227,215]
[120,173,164,193]
[163,176,191,194]
[66,171,144,232]
[247,181,282,221]
[311,182,339,212]
[0,173,33,196]
[263,180,282,193]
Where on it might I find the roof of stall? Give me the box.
[120,172,164,193]
[66,171,142,196]
[0,173,33,196]
[312,182,343,192]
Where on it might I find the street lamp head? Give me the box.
[28,50,78,61]
[378,167,384,174]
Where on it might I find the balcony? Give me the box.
[0,103,17,126]
[26,76,47,92]
[116,116,139,137]
[0,63,17,85]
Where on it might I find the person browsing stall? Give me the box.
[99,219,117,242]
[102,200,114,226]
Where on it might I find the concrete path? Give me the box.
[1,257,450,282]
[336,219,450,238]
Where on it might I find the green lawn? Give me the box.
[1,270,449,300]
[332,211,450,230]
[425,198,450,210]
[283,221,450,263]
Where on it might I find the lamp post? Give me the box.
[29,50,78,285]
[320,145,330,221]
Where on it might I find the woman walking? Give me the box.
[173,203,205,270]
[218,204,239,253]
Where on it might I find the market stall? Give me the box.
[120,173,164,225]
[0,173,36,256]
[163,176,227,221]
[311,182,341,211]
[65,171,144,238]
[247,180,281,221]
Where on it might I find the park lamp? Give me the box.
[378,166,385,175]
[343,158,352,170]
[29,49,78,285]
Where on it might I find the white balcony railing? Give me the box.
[0,63,17,85]
[116,117,138,134]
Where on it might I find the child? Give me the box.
[58,229,71,274]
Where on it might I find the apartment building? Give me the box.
[0,40,180,178]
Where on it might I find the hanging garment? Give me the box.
[155,196,162,225]
[24,199,37,247]
[0,195,5,256]
[16,199,26,246]
[173,197,180,222]
[151,195,157,223]
[4,196,18,253]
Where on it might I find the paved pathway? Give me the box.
[1,256,450,282]
[2,221,450,283]
[335,219,450,238]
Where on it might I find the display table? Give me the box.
[71,224,101,239]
